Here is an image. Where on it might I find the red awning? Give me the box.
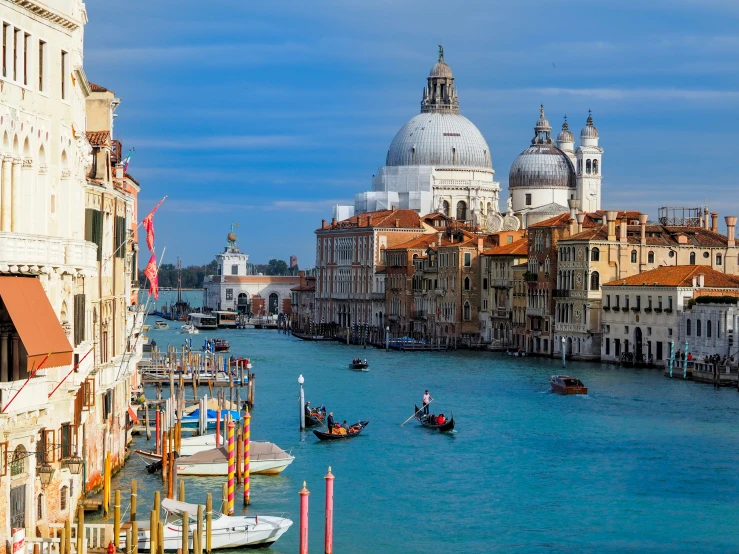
[0,276,73,372]
[127,405,139,424]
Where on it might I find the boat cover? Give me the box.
[183,399,239,415]
[178,442,292,463]
[181,409,241,421]
[162,498,202,515]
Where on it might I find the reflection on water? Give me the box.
[101,321,739,553]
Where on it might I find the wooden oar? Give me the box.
[400,399,433,427]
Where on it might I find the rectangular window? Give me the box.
[525,193,532,206]
[668,296,673,310]
[606,294,611,308]
[60,423,73,459]
[624,326,629,334]
[657,341,663,360]
[647,327,652,336]
[647,296,652,309]
[22,33,28,85]
[615,339,621,357]
[668,328,673,337]
[13,28,18,81]
[605,338,610,356]
[483,278,488,290]
[225,288,233,301]
[464,253,471,267]
[60,50,67,99]
[103,389,112,421]
[636,296,641,309]
[38,40,45,90]
[658,296,663,309]
[2,23,7,77]
[615,295,620,308]
[625,295,630,309]
[231,264,238,275]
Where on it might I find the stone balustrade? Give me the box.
[0,232,97,271]
[0,375,49,415]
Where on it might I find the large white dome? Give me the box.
[385,112,493,170]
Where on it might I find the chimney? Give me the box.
[395,219,399,228]
[391,205,397,212]
[699,273,705,287]
[704,207,710,229]
[725,216,737,246]
[638,213,648,244]
[478,237,484,253]
[619,219,627,243]
[692,275,697,287]
[606,210,617,241]
[299,270,306,287]
[711,212,718,233]
[437,232,442,248]
[568,198,580,222]
[331,217,337,227]
[569,218,576,236]
[576,212,585,234]
[321,219,326,229]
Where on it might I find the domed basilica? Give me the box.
[509,106,603,227]
[335,48,517,232]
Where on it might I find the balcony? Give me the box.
[527,307,545,317]
[644,307,652,313]
[631,307,640,313]
[0,375,49,415]
[434,288,446,296]
[491,279,512,288]
[412,310,427,320]
[654,307,663,313]
[552,289,570,298]
[0,233,97,271]
[493,309,511,319]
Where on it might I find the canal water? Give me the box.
[104,319,739,553]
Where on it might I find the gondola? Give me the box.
[414,405,455,432]
[349,360,369,371]
[305,405,326,428]
[313,420,369,441]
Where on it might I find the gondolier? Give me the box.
[327,411,335,428]
[304,401,312,418]
[422,390,432,415]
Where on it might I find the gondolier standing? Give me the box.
[422,390,432,416]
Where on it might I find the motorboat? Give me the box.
[154,320,169,330]
[134,434,223,465]
[313,421,369,441]
[119,497,292,550]
[550,375,588,395]
[414,405,455,432]
[175,442,295,476]
[349,360,369,371]
[180,323,199,334]
[179,408,241,429]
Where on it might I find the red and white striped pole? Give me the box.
[299,481,310,554]
[243,410,250,505]
[227,420,235,515]
[324,467,334,554]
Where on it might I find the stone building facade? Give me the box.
[290,271,316,334]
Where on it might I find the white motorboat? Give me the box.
[176,442,294,476]
[119,498,292,550]
[180,323,199,334]
[154,320,169,330]
[134,434,223,464]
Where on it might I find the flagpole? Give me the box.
[115,246,166,382]
[101,196,167,270]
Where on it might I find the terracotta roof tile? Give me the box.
[528,212,601,229]
[388,234,439,251]
[482,238,529,256]
[86,130,110,147]
[561,224,730,246]
[89,82,111,93]
[318,209,426,231]
[603,265,739,288]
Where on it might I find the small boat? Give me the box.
[349,360,369,371]
[119,497,292,550]
[203,338,230,353]
[414,405,455,432]
[154,320,169,330]
[180,323,199,334]
[550,375,588,395]
[175,442,294,476]
[313,420,369,441]
[134,434,223,466]
[229,356,252,369]
[179,408,241,429]
[305,405,326,428]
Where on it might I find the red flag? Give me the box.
[142,198,165,252]
[144,254,159,300]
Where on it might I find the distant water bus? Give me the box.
[189,313,217,330]
[213,311,238,329]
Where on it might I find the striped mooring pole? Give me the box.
[243,410,251,505]
[227,419,235,515]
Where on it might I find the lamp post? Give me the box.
[66,452,84,475]
[37,462,55,488]
[298,374,305,430]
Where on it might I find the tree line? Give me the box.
[138,258,299,289]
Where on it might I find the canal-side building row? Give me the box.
[0,0,144,544]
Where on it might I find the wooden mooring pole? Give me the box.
[114,490,121,547]
[205,493,213,554]
[131,479,137,522]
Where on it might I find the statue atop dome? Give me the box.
[438,44,444,63]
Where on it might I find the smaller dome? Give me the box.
[429,61,453,78]
[581,112,599,139]
[534,105,551,133]
[509,144,576,190]
[557,119,574,143]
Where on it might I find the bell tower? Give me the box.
[575,111,603,213]
[421,46,459,115]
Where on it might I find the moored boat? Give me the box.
[119,498,292,550]
[313,420,369,441]
[550,375,588,395]
[413,405,455,432]
[179,408,241,429]
[175,442,294,475]
[305,405,326,428]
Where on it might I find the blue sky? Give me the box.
[84,0,739,267]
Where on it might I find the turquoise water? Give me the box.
[107,320,739,553]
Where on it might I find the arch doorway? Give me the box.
[237,293,249,313]
[268,293,279,314]
[634,327,643,361]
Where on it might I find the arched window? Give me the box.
[716,254,723,265]
[686,319,692,336]
[463,301,471,321]
[268,293,279,314]
[464,277,470,291]
[590,271,600,290]
[631,250,637,263]
[60,486,68,511]
[442,200,450,216]
[586,159,592,174]
[10,445,26,476]
[544,258,550,275]
[707,320,712,338]
[456,201,467,221]
[648,251,655,264]
[591,247,599,261]
[593,159,599,175]
[697,319,702,337]
[689,252,696,264]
